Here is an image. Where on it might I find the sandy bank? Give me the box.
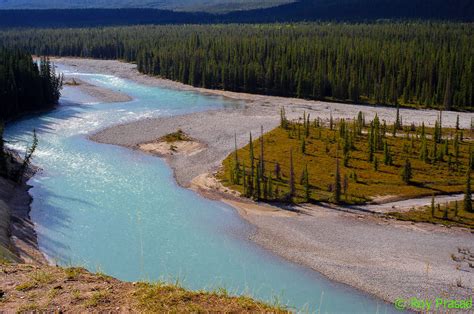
[59,57,474,307]
[63,77,132,104]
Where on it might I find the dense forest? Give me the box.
[0,50,63,120]
[0,23,472,110]
[0,0,472,28]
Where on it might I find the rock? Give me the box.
[0,289,4,299]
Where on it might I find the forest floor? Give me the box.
[58,57,474,309]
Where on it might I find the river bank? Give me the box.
[0,152,46,265]
[56,57,474,308]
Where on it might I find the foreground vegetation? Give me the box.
[219,109,474,205]
[0,263,281,312]
[0,23,472,110]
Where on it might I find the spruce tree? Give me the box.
[431,194,435,217]
[464,169,472,213]
[401,158,412,184]
[334,153,341,203]
[249,132,254,197]
[260,126,265,175]
[289,150,295,201]
[304,164,311,202]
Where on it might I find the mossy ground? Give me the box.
[219,114,472,205]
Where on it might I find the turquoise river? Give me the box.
[5,65,399,313]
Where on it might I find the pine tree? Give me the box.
[373,155,379,171]
[334,153,341,203]
[456,115,460,131]
[16,129,38,183]
[464,169,472,213]
[289,150,295,201]
[260,126,265,176]
[274,162,281,179]
[303,164,311,202]
[233,132,240,184]
[301,139,306,154]
[401,158,412,184]
[383,141,392,166]
[329,112,334,131]
[249,132,254,197]
[431,194,435,217]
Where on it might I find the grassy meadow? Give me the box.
[218,110,473,205]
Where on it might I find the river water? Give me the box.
[5,66,398,313]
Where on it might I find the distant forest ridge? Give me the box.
[0,0,293,13]
[0,0,473,27]
[1,23,472,110]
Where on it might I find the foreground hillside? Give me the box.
[0,263,281,312]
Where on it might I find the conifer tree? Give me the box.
[275,162,281,180]
[431,194,435,217]
[303,164,310,202]
[401,158,412,184]
[260,126,265,176]
[430,194,435,218]
[464,169,472,213]
[249,132,254,197]
[334,153,341,203]
[329,112,334,131]
[16,129,38,183]
[289,149,295,201]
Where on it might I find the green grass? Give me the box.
[219,113,473,204]
[133,282,283,313]
[160,129,191,143]
[389,200,474,228]
[84,291,109,308]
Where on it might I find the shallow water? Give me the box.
[5,66,399,313]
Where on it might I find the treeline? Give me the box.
[0,50,63,121]
[0,23,472,109]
